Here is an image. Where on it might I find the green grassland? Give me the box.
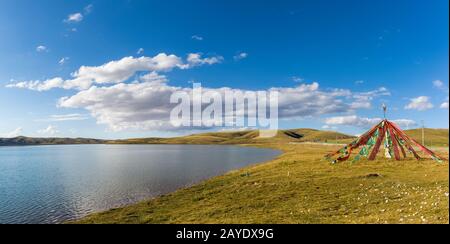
[112,128,356,145]
[73,129,449,224]
[405,128,449,147]
[113,128,448,147]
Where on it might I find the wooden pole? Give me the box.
[421,120,425,146]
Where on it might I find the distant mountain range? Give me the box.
[1,128,448,147]
[0,136,106,146]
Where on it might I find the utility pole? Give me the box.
[421,120,425,146]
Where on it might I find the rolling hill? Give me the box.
[1,128,354,146]
[114,128,356,145]
[405,128,449,147]
[0,136,106,146]
[2,128,448,147]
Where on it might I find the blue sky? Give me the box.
[0,0,448,139]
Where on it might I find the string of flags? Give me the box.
[325,119,446,164]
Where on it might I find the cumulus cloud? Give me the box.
[58,77,181,131]
[37,125,59,136]
[350,100,372,109]
[325,115,381,128]
[65,13,83,23]
[56,77,390,131]
[441,97,449,109]
[350,87,390,109]
[405,96,434,111]
[325,115,416,129]
[234,52,248,61]
[7,52,391,132]
[186,53,223,67]
[36,45,48,52]
[7,78,65,92]
[271,83,352,118]
[64,4,93,23]
[1,127,23,138]
[7,53,222,91]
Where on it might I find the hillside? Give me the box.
[405,128,449,147]
[0,136,106,146]
[0,129,353,147]
[2,128,447,147]
[113,129,356,145]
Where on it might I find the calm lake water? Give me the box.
[0,144,280,224]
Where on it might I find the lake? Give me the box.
[0,144,280,224]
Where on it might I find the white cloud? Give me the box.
[350,101,372,109]
[72,54,183,82]
[65,13,83,23]
[1,127,23,138]
[36,114,88,122]
[58,76,180,131]
[137,48,144,55]
[322,125,337,130]
[64,4,93,24]
[59,57,69,65]
[325,115,416,129]
[7,78,64,92]
[325,115,381,128]
[405,96,434,111]
[57,78,390,132]
[139,71,168,84]
[191,35,204,41]
[186,53,223,67]
[84,4,94,14]
[350,87,391,109]
[292,76,304,83]
[432,80,445,89]
[7,53,222,91]
[36,45,48,52]
[234,52,248,61]
[272,83,353,118]
[355,80,364,85]
[8,52,392,132]
[37,125,59,136]
[441,97,449,109]
[391,119,418,129]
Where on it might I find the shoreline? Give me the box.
[71,142,449,224]
[65,143,285,224]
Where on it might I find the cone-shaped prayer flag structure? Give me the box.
[325,119,446,164]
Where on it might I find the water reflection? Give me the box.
[0,144,280,224]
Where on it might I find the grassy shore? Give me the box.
[74,141,449,224]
